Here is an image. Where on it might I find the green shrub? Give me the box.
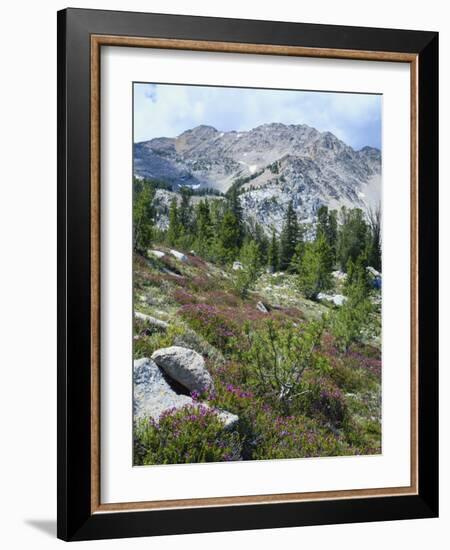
[297,234,333,299]
[233,239,262,298]
[328,361,368,393]
[330,285,373,352]
[343,416,382,455]
[206,380,347,460]
[134,405,242,465]
[133,324,185,359]
[240,319,324,414]
[295,372,348,427]
[251,412,347,460]
[180,303,239,353]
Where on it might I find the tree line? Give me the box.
[133,178,381,301]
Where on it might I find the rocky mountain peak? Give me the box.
[134,122,381,233]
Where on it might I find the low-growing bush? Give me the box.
[180,303,240,352]
[328,361,369,393]
[133,324,185,359]
[251,413,348,460]
[330,285,373,352]
[295,372,348,427]
[134,405,242,465]
[238,319,324,414]
[207,378,351,460]
[343,416,382,455]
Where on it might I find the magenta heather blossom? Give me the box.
[190,390,201,401]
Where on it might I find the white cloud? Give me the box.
[133,83,381,150]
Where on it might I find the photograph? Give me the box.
[132,83,383,466]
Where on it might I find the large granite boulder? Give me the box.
[134,358,192,421]
[151,346,214,393]
[133,358,238,429]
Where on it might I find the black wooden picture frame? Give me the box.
[57,7,438,541]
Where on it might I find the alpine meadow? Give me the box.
[132,83,382,466]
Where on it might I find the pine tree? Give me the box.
[235,238,262,297]
[345,254,371,295]
[316,205,329,240]
[327,209,338,263]
[179,187,193,234]
[337,207,369,270]
[290,240,305,274]
[367,206,382,271]
[133,180,155,254]
[279,201,299,270]
[227,185,244,247]
[194,199,213,255]
[297,233,333,300]
[216,209,240,263]
[167,197,181,246]
[316,205,338,263]
[267,227,279,273]
[252,222,269,265]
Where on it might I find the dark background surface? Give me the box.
[57,8,438,541]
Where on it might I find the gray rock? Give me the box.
[135,123,381,234]
[170,249,188,262]
[317,293,347,307]
[332,270,347,281]
[332,294,347,306]
[256,301,269,313]
[151,346,214,393]
[133,358,192,422]
[148,249,165,259]
[215,409,239,430]
[366,266,381,277]
[134,311,169,331]
[133,358,237,430]
[162,267,183,278]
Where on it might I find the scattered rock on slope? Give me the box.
[256,301,269,313]
[134,358,192,421]
[134,311,169,331]
[317,293,348,307]
[133,357,238,429]
[148,249,166,259]
[151,346,214,393]
[170,249,188,262]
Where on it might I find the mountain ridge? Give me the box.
[134,122,381,231]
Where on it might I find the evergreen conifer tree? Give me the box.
[216,209,240,263]
[367,206,382,271]
[267,227,279,273]
[167,197,181,246]
[133,180,155,254]
[179,187,193,234]
[316,205,338,263]
[337,207,368,270]
[297,233,333,299]
[194,199,213,255]
[279,201,299,270]
[227,185,244,247]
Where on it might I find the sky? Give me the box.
[133,83,382,151]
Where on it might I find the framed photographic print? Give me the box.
[57,8,438,541]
